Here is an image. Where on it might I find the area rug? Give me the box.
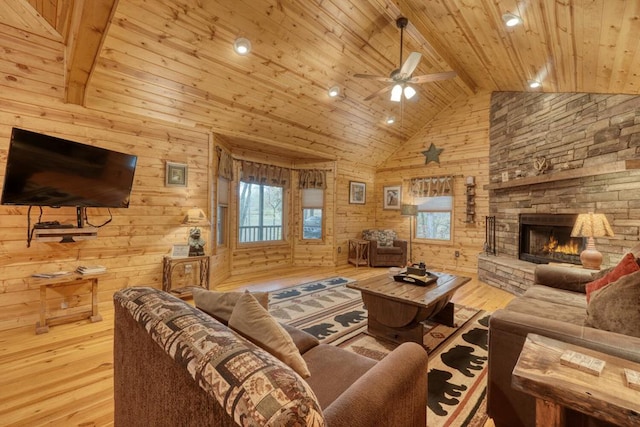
[269,277,490,427]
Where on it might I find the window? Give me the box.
[217,178,229,246]
[238,182,283,243]
[416,196,452,240]
[302,188,323,239]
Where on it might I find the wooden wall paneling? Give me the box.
[376,91,491,273]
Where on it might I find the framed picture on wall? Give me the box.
[383,185,401,210]
[166,162,188,187]
[349,181,366,204]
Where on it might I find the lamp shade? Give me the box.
[571,212,614,238]
[401,204,418,216]
[182,208,209,226]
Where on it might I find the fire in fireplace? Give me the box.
[519,214,584,264]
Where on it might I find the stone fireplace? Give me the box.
[519,214,584,265]
[478,91,640,295]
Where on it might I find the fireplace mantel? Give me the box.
[485,159,640,191]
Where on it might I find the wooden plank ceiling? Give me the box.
[2,0,640,166]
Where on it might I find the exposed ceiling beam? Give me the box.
[65,0,118,105]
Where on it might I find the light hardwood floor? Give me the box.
[0,265,513,426]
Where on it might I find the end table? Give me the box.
[162,255,210,297]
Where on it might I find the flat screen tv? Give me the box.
[1,128,137,208]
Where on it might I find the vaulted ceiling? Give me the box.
[2,0,640,167]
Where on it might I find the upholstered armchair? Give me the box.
[362,229,407,267]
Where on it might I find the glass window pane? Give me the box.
[239,182,284,243]
[416,212,451,240]
[303,208,322,239]
[217,205,227,246]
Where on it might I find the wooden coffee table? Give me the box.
[347,272,471,345]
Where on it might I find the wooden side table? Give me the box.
[512,333,640,427]
[162,255,210,297]
[29,272,103,334]
[348,239,370,267]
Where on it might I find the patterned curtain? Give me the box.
[298,169,326,189]
[410,176,454,197]
[216,147,233,180]
[240,160,290,187]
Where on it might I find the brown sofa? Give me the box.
[487,264,640,427]
[362,229,407,267]
[114,287,428,426]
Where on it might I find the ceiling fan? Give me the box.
[354,17,457,102]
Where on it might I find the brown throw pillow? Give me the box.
[192,288,269,324]
[228,292,311,378]
[586,269,640,338]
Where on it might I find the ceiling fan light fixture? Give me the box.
[328,86,340,97]
[403,85,416,99]
[233,37,252,55]
[390,84,403,102]
[528,79,542,89]
[502,13,523,27]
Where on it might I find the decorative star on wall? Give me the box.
[422,143,444,165]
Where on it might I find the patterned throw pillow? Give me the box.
[584,253,640,302]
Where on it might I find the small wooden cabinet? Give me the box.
[465,179,475,223]
[162,255,210,297]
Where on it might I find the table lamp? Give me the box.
[570,212,614,269]
[182,208,209,256]
[401,204,418,264]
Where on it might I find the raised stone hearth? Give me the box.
[477,254,535,295]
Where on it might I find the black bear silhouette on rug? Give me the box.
[462,327,488,351]
[427,368,467,416]
[301,283,328,292]
[303,323,337,339]
[440,344,488,377]
[335,310,366,327]
[271,289,301,300]
[478,314,490,327]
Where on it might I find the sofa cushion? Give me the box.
[192,288,269,324]
[377,246,402,254]
[586,269,640,338]
[585,252,640,302]
[302,344,376,409]
[229,292,311,378]
[504,296,587,326]
[523,285,587,310]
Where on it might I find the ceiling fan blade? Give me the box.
[398,52,422,79]
[407,71,457,84]
[353,73,395,83]
[363,84,393,101]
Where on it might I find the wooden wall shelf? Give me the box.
[485,159,640,191]
[35,227,98,243]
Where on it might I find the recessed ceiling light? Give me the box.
[233,37,252,55]
[386,116,395,125]
[528,79,542,89]
[328,86,340,97]
[502,13,523,27]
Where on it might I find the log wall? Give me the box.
[375,92,492,274]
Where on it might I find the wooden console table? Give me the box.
[29,273,103,334]
[162,255,210,297]
[512,334,640,427]
[348,239,370,267]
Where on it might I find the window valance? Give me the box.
[298,169,327,189]
[410,176,454,197]
[216,147,233,181]
[240,160,290,187]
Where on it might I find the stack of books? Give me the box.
[76,265,107,275]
